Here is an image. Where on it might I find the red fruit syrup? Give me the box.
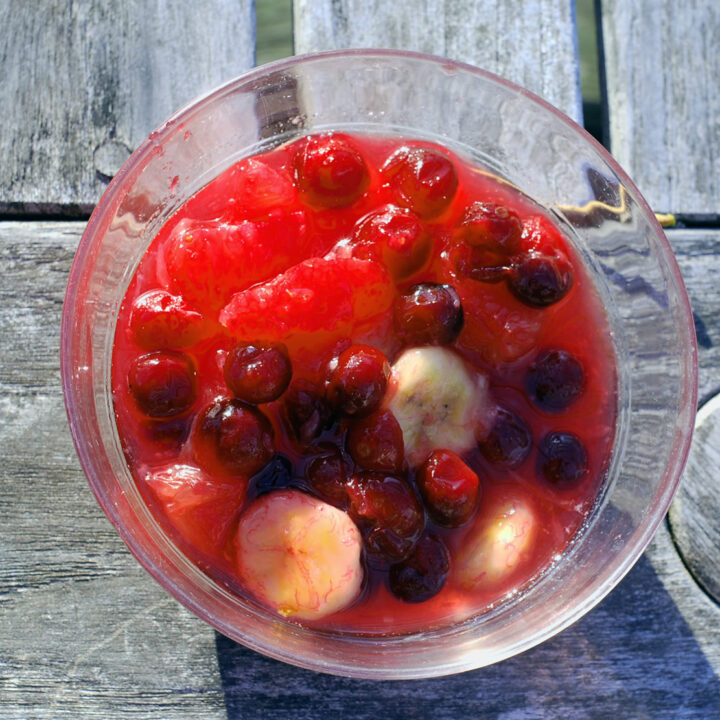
[112,132,617,634]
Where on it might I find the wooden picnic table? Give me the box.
[1,1,718,717]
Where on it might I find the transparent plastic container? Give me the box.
[61,50,697,678]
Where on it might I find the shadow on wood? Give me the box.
[215,555,720,719]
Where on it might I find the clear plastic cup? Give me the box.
[61,50,697,678]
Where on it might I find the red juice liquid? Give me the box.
[112,132,617,634]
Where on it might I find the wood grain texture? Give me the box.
[599,0,720,215]
[1,221,718,717]
[669,394,720,604]
[0,222,225,719]
[293,0,583,122]
[0,0,255,214]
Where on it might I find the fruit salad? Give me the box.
[112,132,617,634]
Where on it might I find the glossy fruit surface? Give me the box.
[394,283,463,346]
[128,351,197,418]
[417,450,479,527]
[224,342,292,404]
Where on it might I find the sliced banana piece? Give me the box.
[384,346,490,466]
[235,490,363,621]
[455,494,536,589]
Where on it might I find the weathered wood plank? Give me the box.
[599,0,720,215]
[2,221,718,717]
[0,0,255,214]
[0,222,226,719]
[293,0,583,122]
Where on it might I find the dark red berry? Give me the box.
[388,533,449,603]
[328,345,390,417]
[224,342,292,404]
[478,408,532,467]
[345,471,424,565]
[508,252,573,307]
[129,289,210,349]
[282,380,333,444]
[305,446,349,506]
[251,454,294,496]
[294,134,369,208]
[192,398,274,477]
[346,408,405,473]
[353,205,432,280]
[416,449,479,527]
[538,432,588,487]
[383,146,458,219]
[394,283,463,346]
[526,350,585,412]
[455,202,522,254]
[128,351,197,418]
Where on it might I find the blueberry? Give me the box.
[525,350,585,412]
[508,253,572,308]
[389,534,449,603]
[538,432,588,487]
[478,408,532,467]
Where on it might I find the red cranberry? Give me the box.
[192,398,274,477]
[383,147,458,219]
[305,446,349,506]
[455,202,522,254]
[538,432,588,487]
[394,283,463,346]
[224,342,292,404]
[129,289,210,350]
[508,252,573,307]
[282,380,333,444]
[328,345,390,417]
[128,351,197,418]
[478,408,532,467]
[345,471,424,565]
[388,533,449,603]
[417,450,479,527]
[353,206,432,280]
[526,350,585,412]
[251,454,294,496]
[346,408,405,474]
[293,134,369,208]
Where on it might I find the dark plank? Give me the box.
[0,0,255,215]
[0,222,226,719]
[599,0,720,215]
[293,0,583,122]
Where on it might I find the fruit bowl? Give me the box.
[61,50,697,678]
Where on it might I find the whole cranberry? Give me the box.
[128,351,197,418]
[294,134,369,208]
[282,380,333,444]
[345,471,424,565]
[455,202,523,254]
[353,205,432,280]
[417,449,479,527]
[346,408,405,474]
[478,408,532,467]
[394,283,464,346]
[305,446,349,507]
[389,533,449,603]
[538,432,588,487]
[383,146,458,219]
[192,398,274,477]
[525,349,585,412]
[327,345,390,417]
[224,342,292,404]
[508,252,573,307]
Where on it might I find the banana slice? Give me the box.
[235,490,363,620]
[455,494,536,589]
[384,346,490,466]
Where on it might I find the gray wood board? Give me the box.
[1,222,719,717]
[599,0,720,216]
[293,0,583,123]
[0,0,255,214]
[0,222,225,719]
